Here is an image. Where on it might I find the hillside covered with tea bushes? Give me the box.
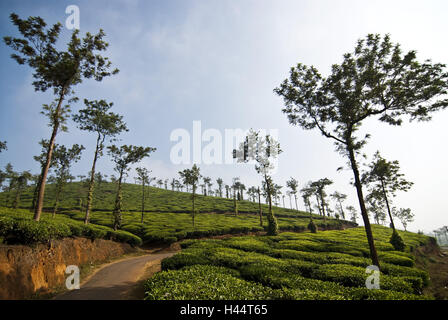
[144,226,432,300]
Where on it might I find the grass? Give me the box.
[144,225,433,300]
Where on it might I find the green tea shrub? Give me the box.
[112,230,143,246]
[379,252,414,267]
[307,220,317,233]
[144,265,273,300]
[390,230,406,251]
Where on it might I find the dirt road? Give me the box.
[54,251,176,300]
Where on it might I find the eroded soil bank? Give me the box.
[0,237,135,299]
[415,240,448,300]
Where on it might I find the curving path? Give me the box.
[54,251,176,300]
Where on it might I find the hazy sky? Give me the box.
[0,0,447,233]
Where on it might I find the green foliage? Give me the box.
[307,220,317,233]
[0,181,326,218]
[148,225,431,300]
[0,180,349,245]
[4,13,121,221]
[144,265,275,300]
[390,230,406,251]
[266,212,279,236]
[0,207,142,246]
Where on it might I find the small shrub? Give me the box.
[307,220,317,233]
[266,213,279,236]
[390,230,405,251]
[112,230,143,246]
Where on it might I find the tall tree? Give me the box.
[275,34,448,266]
[257,186,263,226]
[31,139,59,211]
[239,183,246,201]
[366,189,387,225]
[73,99,127,224]
[346,206,358,224]
[393,207,414,231]
[107,145,155,230]
[231,177,240,215]
[310,178,333,220]
[330,191,347,220]
[136,167,150,223]
[247,186,256,202]
[51,144,84,216]
[286,177,299,210]
[362,151,413,231]
[202,176,211,196]
[4,13,120,221]
[12,171,32,209]
[0,169,6,192]
[216,178,223,197]
[237,129,282,235]
[271,184,282,207]
[300,185,314,215]
[2,163,17,207]
[286,191,293,209]
[179,164,201,227]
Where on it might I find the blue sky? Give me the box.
[0,0,447,233]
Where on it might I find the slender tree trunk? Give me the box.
[192,184,196,227]
[6,183,14,207]
[30,179,41,212]
[140,180,145,224]
[52,182,63,217]
[294,194,298,211]
[264,175,278,235]
[380,179,396,231]
[315,194,322,216]
[319,192,326,221]
[338,201,345,219]
[113,170,124,230]
[233,188,238,216]
[13,187,22,209]
[84,134,103,225]
[34,89,66,221]
[289,196,292,209]
[348,146,380,268]
[257,187,263,227]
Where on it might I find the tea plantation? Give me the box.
[0,207,142,246]
[0,182,350,244]
[0,182,313,217]
[144,226,433,300]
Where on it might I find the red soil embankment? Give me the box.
[0,237,135,299]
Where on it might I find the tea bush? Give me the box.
[0,207,142,246]
[148,225,432,300]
